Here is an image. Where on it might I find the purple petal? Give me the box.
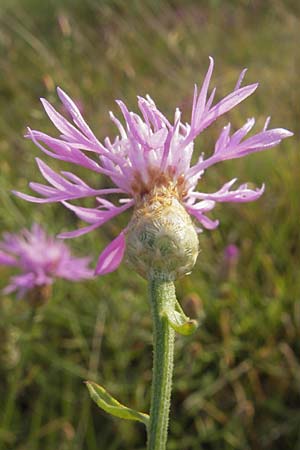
[147,128,168,149]
[186,205,219,230]
[214,124,231,154]
[57,199,134,238]
[29,182,58,196]
[55,255,95,280]
[234,68,247,91]
[187,199,216,211]
[36,158,71,190]
[41,98,90,145]
[229,118,255,147]
[15,154,127,203]
[233,128,293,155]
[61,202,110,224]
[2,272,36,297]
[12,190,55,203]
[61,199,134,224]
[188,124,293,178]
[59,171,90,187]
[58,222,103,239]
[116,100,148,147]
[200,83,258,131]
[27,128,107,173]
[95,231,126,275]
[192,56,214,126]
[204,87,216,113]
[188,180,265,203]
[263,116,271,131]
[57,87,99,142]
[0,251,17,266]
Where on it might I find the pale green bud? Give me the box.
[125,191,199,280]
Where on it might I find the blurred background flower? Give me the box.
[0,223,93,301]
[224,244,240,263]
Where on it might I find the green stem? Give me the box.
[147,276,176,450]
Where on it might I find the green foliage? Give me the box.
[86,381,149,426]
[0,0,300,449]
[163,300,199,336]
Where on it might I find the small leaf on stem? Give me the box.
[163,307,198,336]
[85,381,149,426]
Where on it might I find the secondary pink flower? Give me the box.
[224,244,240,263]
[15,58,293,275]
[0,224,94,298]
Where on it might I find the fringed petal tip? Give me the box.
[12,189,55,203]
[56,86,64,96]
[95,232,126,276]
[279,129,294,138]
[12,190,38,202]
[257,183,265,197]
[201,217,219,230]
[24,126,33,139]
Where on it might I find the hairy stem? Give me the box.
[147,277,176,450]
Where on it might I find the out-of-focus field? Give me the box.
[0,1,299,449]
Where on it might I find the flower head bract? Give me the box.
[15,58,293,276]
[0,224,94,298]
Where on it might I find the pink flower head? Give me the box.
[15,58,293,276]
[0,224,94,298]
[224,244,240,263]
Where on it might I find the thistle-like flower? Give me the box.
[15,58,292,279]
[0,224,94,300]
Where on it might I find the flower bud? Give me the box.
[125,191,199,280]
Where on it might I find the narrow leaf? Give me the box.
[85,381,149,426]
[163,308,198,336]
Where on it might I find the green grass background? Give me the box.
[0,0,299,449]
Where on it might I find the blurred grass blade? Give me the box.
[163,308,198,336]
[85,381,149,426]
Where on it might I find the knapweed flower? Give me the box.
[220,244,240,282]
[0,224,94,299]
[15,58,292,278]
[224,244,240,264]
